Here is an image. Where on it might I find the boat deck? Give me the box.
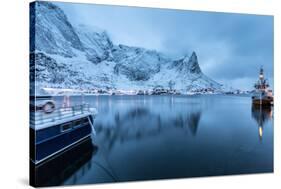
[30,104,97,130]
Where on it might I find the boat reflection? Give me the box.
[30,138,97,187]
[251,105,273,140]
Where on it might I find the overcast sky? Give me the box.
[55,2,273,91]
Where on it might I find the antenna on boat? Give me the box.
[259,65,264,80]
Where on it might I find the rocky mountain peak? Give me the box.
[189,52,198,62]
[31,1,84,57]
[74,24,114,63]
[186,52,201,74]
[172,52,201,75]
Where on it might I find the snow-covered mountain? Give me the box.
[30,2,222,95]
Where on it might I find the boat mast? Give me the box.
[259,67,263,105]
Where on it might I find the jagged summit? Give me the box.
[171,52,201,75]
[190,51,197,60]
[74,24,114,63]
[31,1,222,94]
[186,52,202,74]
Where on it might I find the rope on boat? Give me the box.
[88,116,96,135]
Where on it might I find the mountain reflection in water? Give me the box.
[95,107,202,151]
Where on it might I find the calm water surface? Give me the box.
[53,95,273,185]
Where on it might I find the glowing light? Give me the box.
[259,126,263,138]
[269,110,273,118]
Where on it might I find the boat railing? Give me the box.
[30,104,92,126]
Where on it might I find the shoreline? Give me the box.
[39,93,252,98]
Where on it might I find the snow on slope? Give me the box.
[30,2,222,95]
[74,24,114,63]
[30,2,83,57]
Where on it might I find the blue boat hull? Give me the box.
[30,116,93,164]
[30,137,96,187]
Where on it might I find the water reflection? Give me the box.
[51,95,273,185]
[251,105,273,140]
[95,106,202,152]
[32,138,96,187]
[187,111,201,135]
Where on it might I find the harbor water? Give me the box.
[49,95,273,185]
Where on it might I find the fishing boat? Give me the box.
[252,67,273,106]
[30,96,97,165]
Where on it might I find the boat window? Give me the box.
[71,118,89,129]
[82,117,89,126]
[61,123,72,132]
[73,120,82,128]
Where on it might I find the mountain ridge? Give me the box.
[30,1,222,95]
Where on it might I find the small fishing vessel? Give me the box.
[30,96,97,165]
[252,67,273,106]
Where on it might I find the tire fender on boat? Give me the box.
[43,101,55,114]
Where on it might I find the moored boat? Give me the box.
[30,96,98,165]
[252,67,273,106]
